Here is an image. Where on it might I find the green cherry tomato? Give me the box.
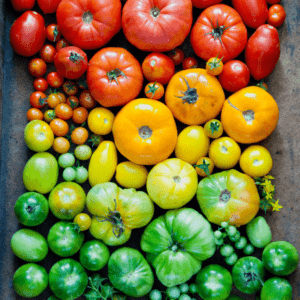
[225,253,238,265]
[232,256,265,294]
[221,222,228,229]
[63,167,76,181]
[235,236,247,250]
[179,294,191,300]
[189,283,197,294]
[13,263,48,298]
[75,166,88,183]
[179,283,189,294]
[214,230,223,239]
[243,244,255,255]
[196,264,232,300]
[215,237,224,246]
[150,289,162,300]
[74,144,92,160]
[227,226,237,236]
[220,245,234,257]
[14,192,49,226]
[262,241,299,276]
[58,153,75,168]
[229,231,241,242]
[260,277,292,300]
[166,286,181,299]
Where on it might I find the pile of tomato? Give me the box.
[7,0,299,299]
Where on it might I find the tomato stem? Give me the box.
[150,7,160,19]
[219,189,231,203]
[69,52,85,64]
[175,76,199,104]
[106,68,127,85]
[82,11,93,24]
[205,19,232,45]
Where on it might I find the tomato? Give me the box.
[13,263,48,298]
[122,0,192,52]
[73,213,92,231]
[38,0,61,14]
[47,71,64,88]
[168,48,185,66]
[142,53,175,85]
[195,157,214,177]
[260,277,292,300]
[175,126,210,165]
[204,119,223,139]
[28,58,47,77]
[79,89,97,109]
[56,38,70,51]
[196,265,232,300]
[141,208,215,287]
[54,103,73,120]
[87,47,143,107]
[74,145,92,160]
[115,161,148,189]
[11,0,35,11]
[206,56,224,76]
[266,0,281,4]
[27,108,43,121]
[45,24,61,43]
[144,81,165,100]
[58,153,75,168]
[52,136,70,153]
[192,0,223,8]
[76,74,88,89]
[33,77,48,91]
[147,158,198,209]
[75,166,88,184]
[50,118,69,136]
[49,182,86,220]
[88,133,103,147]
[87,182,154,246]
[112,99,177,165]
[57,92,67,103]
[88,107,115,135]
[262,241,299,276]
[191,5,248,63]
[10,11,46,57]
[29,91,47,108]
[62,81,78,96]
[232,0,268,29]
[56,0,121,50]
[197,169,260,226]
[232,257,265,294]
[49,258,88,300]
[39,44,57,63]
[47,92,61,108]
[165,69,225,125]
[182,57,198,69]
[66,96,79,109]
[268,4,286,28]
[71,127,89,145]
[221,86,279,143]
[79,240,110,271]
[72,106,88,124]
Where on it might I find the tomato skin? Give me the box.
[38,0,61,13]
[267,4,286,28]
[206,56,223,76]
[10,11,46,57]
[56,38,70,51]
[144,82,165,100]
[27,108,44,121]
[79,89,97,109]
[46,24,61,42]
[72,107,88,124]
[261,277,292,300]
[245,24,280,81]
[55,103,73,120]
[29,91,47,108]
[33,77,48,91]
[192,0,223,9]
[52,137,70,153]
[11,0,35,12]
[63,81,78,96]
[47,71,64,88]
[50,118,69,136]
[39,44,57,63]
[28,58,47,77]
[168,48,185,66]
[190,4,248,63]
[182,57,198,69]
[266,0,280,4]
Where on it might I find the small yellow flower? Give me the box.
[265,193,273,201]
[270,200,283,212]
[264,175,275,180]
[262,181,275,194]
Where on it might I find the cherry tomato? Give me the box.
[52,137,70,154]
[206,56,224,76]
[76,75,88,89]
[27,108,44,121]
[218,60,250,93]
[142,53,175,85]
[182,57,198,69]
[66,96,79,109]
[50,119,69,136]
[204,119,223,139]
[72,107,88,124]
[195,157,214,177]
[54,103,73,120]
[11,0,35,12]
[37,0,61,14]
[168,48,185,66]
[39,44,56,63]
[57,92,67,104]
[267,4,286,27]
[56,38,70,51]
[62,81,78,96]
[73,213,92,231]
[47,92,61,108]
[79,90,96,109]
[44,110,56,123]
[266,0,281,4]
[47,72,64,88]
[71,127,89,145]
[46,24,61,42]
[28,58,47,77]
[29,91,47,108]
[33,78,48,92]
[144,82,165,100]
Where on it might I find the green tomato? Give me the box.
[108,247,154,297]
[232,256,265,294]
[79,240,110,271]
[195,264,232,300]
[225,253,238,266]
[74,144,92,160]
[260,277,292,300]
[246,216,272,248]
[47,221,84,257]
[243,244,255,255]
[179,283,189,294]
[220,245,234,257]
[214,230,223,239]
[229,231,241,242]
[13,263,48,298]
[150,289,162,300]
[262,241,299,276]
[235,237,247,250]
[189,283,197,294]
[215,237,224,246]
[14,192,49,226]
[11,229,48,262]
[58,153,75,168]
[179,294,191,300]
[227,226,237,237]
[75,166,88,184]
[221,222,228,228]
[63,167,76,181]
[166,286,181,299]
[49,258,88,300]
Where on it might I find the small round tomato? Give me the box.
[72,107,88,124]
[88,107,115,135]
[218,60,250,93]
[144,81,164,100]
[182,57,198,69]
[79,89,97,109]
[56,38,70,51]
[50,118,69,137]
[47,92,61,108]
[46,24,61,42]
[76,75,88,89]
[75,166,88,184]
[88,133,103,147]
[39,44,56,63]
[267,4,286,27]
[142,53,175,85]
[47,71,64,88]
[74,145,92,160]
[71,127,89,145]
[62,81,78,96]
[67,96,79,109]
[206,56,224,76]
[209,137,241,169]
[28,58,47,77]
[52,137,70,154]
[29,91,47,108]
[11,0,35,11]
[44,110,56,122]
[195,157,214,177]
[27,108,44,121]
[55,103,73,120]
[168,48,185,66]
[74,213,92,231]
[239,145,273,177]
[58,153,75,168]
[57,92,67,103]
[204,119,223,139]
[33,77,48,92]
[261,277,292,300]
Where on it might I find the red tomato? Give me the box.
[29,91,47,108]
[56,0,121,50]
[266,0,280,4]
[9,11,46,57]
[47,71,64,88]
[267,4,286,27]
[54,46,88,80]
[87,47,144,107]
[182,57,198,69]
[245,24,280,81]
[11,0,35,11]
[62,81,78,96]
[56,38,70,51]
[218,60,250,92]
[191,0,223,9]
[122,0,193,52]
[39,44,57,63]
[37,0,61,14]
[46,24,61,42]
[79,90,96,109]
[190,4,248,63]
[28,58,47,77]
[33,78,48,91]
[168,48,185,66]
[142,53,175,85]
[232,0,268,29]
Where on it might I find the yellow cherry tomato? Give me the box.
[88,107,115,135]
[195,157,214,177]
[239,145,273,177]
[206,56,224,76]
[175,125,210,165]
[204,119,223,139]
[74,213,92,231]
[115,161,148,189]
[209,137,241,169]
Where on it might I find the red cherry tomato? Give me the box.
[46,24,61,42]
[62,81,78,96]
[267,4,286,28]
[47,71,64,88]
[28,58,47,77]
[37,0,61,14]
[56,38,70,51]
[182,57,198,69]
[11,0,35,12]
[168,48,185,66]
[29,91,47,108]
[33,77,48,91]
[39,44,57,63]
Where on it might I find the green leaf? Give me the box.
[260,198,272,214]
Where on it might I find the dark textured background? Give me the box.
[0,0,300,299]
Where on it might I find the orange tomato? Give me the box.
[27,108,44,121]
[50,118,69,136]
[55,103,73,120]
[71,127,89,145]
[79,89,97,109]
[72,107,88,124]
[144,81,164,100]
[112,98,178,165]
[52,137,70,153]
[206,56,224,76]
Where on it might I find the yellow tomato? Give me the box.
[195,157,214,177]
[239,145,273,177]
[209,137,241,169]
[115,161,148,189]
[175,126,210,165]
[204,119,223,139]
[74,213,92,231]
[88,107,115,135]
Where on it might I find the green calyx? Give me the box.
[146,81,159,99]
[194,159,211,176]
[107,68,127,85]
[204,19,231,45]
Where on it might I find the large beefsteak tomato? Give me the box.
[122,0,193,52]
[190,4,247,63]
[192,0,223,9]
